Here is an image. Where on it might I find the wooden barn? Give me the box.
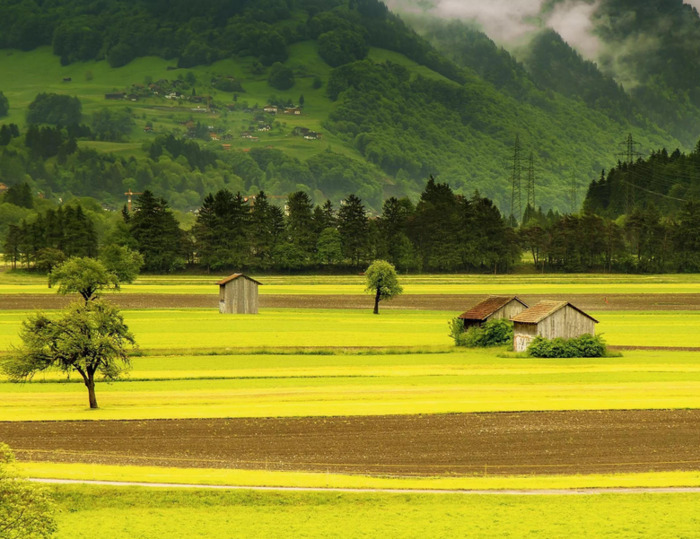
[511,301,598,352]
[458,296,529,330]
[217,273,261,314]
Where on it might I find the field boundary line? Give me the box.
[28,478,700,496]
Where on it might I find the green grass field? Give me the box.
[2,271,700,295]
[40,485,700,538]
[1,307,698,352]
[19,462,700,491]
[2,346,699,421]
[0,44,361,163]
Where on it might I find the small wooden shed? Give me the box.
[458,296,529,330]
[217,273,261,314]
[511,301,598,352]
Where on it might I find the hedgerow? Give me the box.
[527,334,607,358]
[449,318,513,348]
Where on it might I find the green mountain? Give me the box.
[0,0,696,215]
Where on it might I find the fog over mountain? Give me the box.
[387,0,700,65]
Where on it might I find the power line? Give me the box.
[620,179,688,203]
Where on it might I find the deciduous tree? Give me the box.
[49,257,119,303]
[2,300,136,409]
[365,259,403,314]
[0,443,56,538]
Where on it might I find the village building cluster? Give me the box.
[458,296,598,352]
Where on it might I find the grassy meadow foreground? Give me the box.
[45,485,700,539]
[1,271,699,537]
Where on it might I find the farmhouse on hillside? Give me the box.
[511,301,598,352]
[217,273,261,314]
[458,296,529,330]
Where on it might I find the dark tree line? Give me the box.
[519,201,700,273]
[3,205,97,269]
[140,177,520,273]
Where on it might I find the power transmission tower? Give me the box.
[510,135,522,223]
[617,133,642,214]
[525,151,535,213]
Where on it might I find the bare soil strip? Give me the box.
[27,478,700,495]
[3,410,700,477]
[2,293,699,311]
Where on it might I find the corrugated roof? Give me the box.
[511,301,598,324]
[217,273,262,286]
[458,296,528,321]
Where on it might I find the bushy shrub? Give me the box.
[449,318,513,348]
[528,333,607,358]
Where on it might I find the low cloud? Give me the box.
[387,0,603,50]
[546,1,601,59]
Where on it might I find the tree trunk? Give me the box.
[373,287,380,315]
[85,376,98,409]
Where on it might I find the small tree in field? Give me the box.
[365,260,403,314]
[2,301,136,409]
[0,443,56,538]
[49,257,119,303]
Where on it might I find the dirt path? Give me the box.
[4,410,700,477]
[27,478,700,496]
[2,293,699,310]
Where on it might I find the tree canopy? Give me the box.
[365,259,403,314]
[2,301,136,409]
[0,443,56,538]
[49,257,119,303]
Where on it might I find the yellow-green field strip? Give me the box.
[2,272,700,295]
[18,462,700,492]
[2,349,699,421]
[1,309,699,350]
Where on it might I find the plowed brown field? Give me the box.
[2,293,699,310]
[3,410,700,477]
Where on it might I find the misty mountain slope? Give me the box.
[590,0,700,146]
[323,55,675,212]
[0,0,690,214]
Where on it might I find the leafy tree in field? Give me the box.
[268,62,295,90]
[0,91,8,117]
[0,443,56,538]
[26,93,82,126]
[50,257,119,303]
[365,259,403,314]
[286,191,316,262]
[2,300,135,409]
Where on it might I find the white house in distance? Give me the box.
[217,273,261,314]
[511,300,598,352]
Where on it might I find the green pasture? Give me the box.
[0,44,360,161]
[2,348,699,421]
[39,484,700,538]
[0,308,699,352]
[2,270,700,295]
[20,462,700,491]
